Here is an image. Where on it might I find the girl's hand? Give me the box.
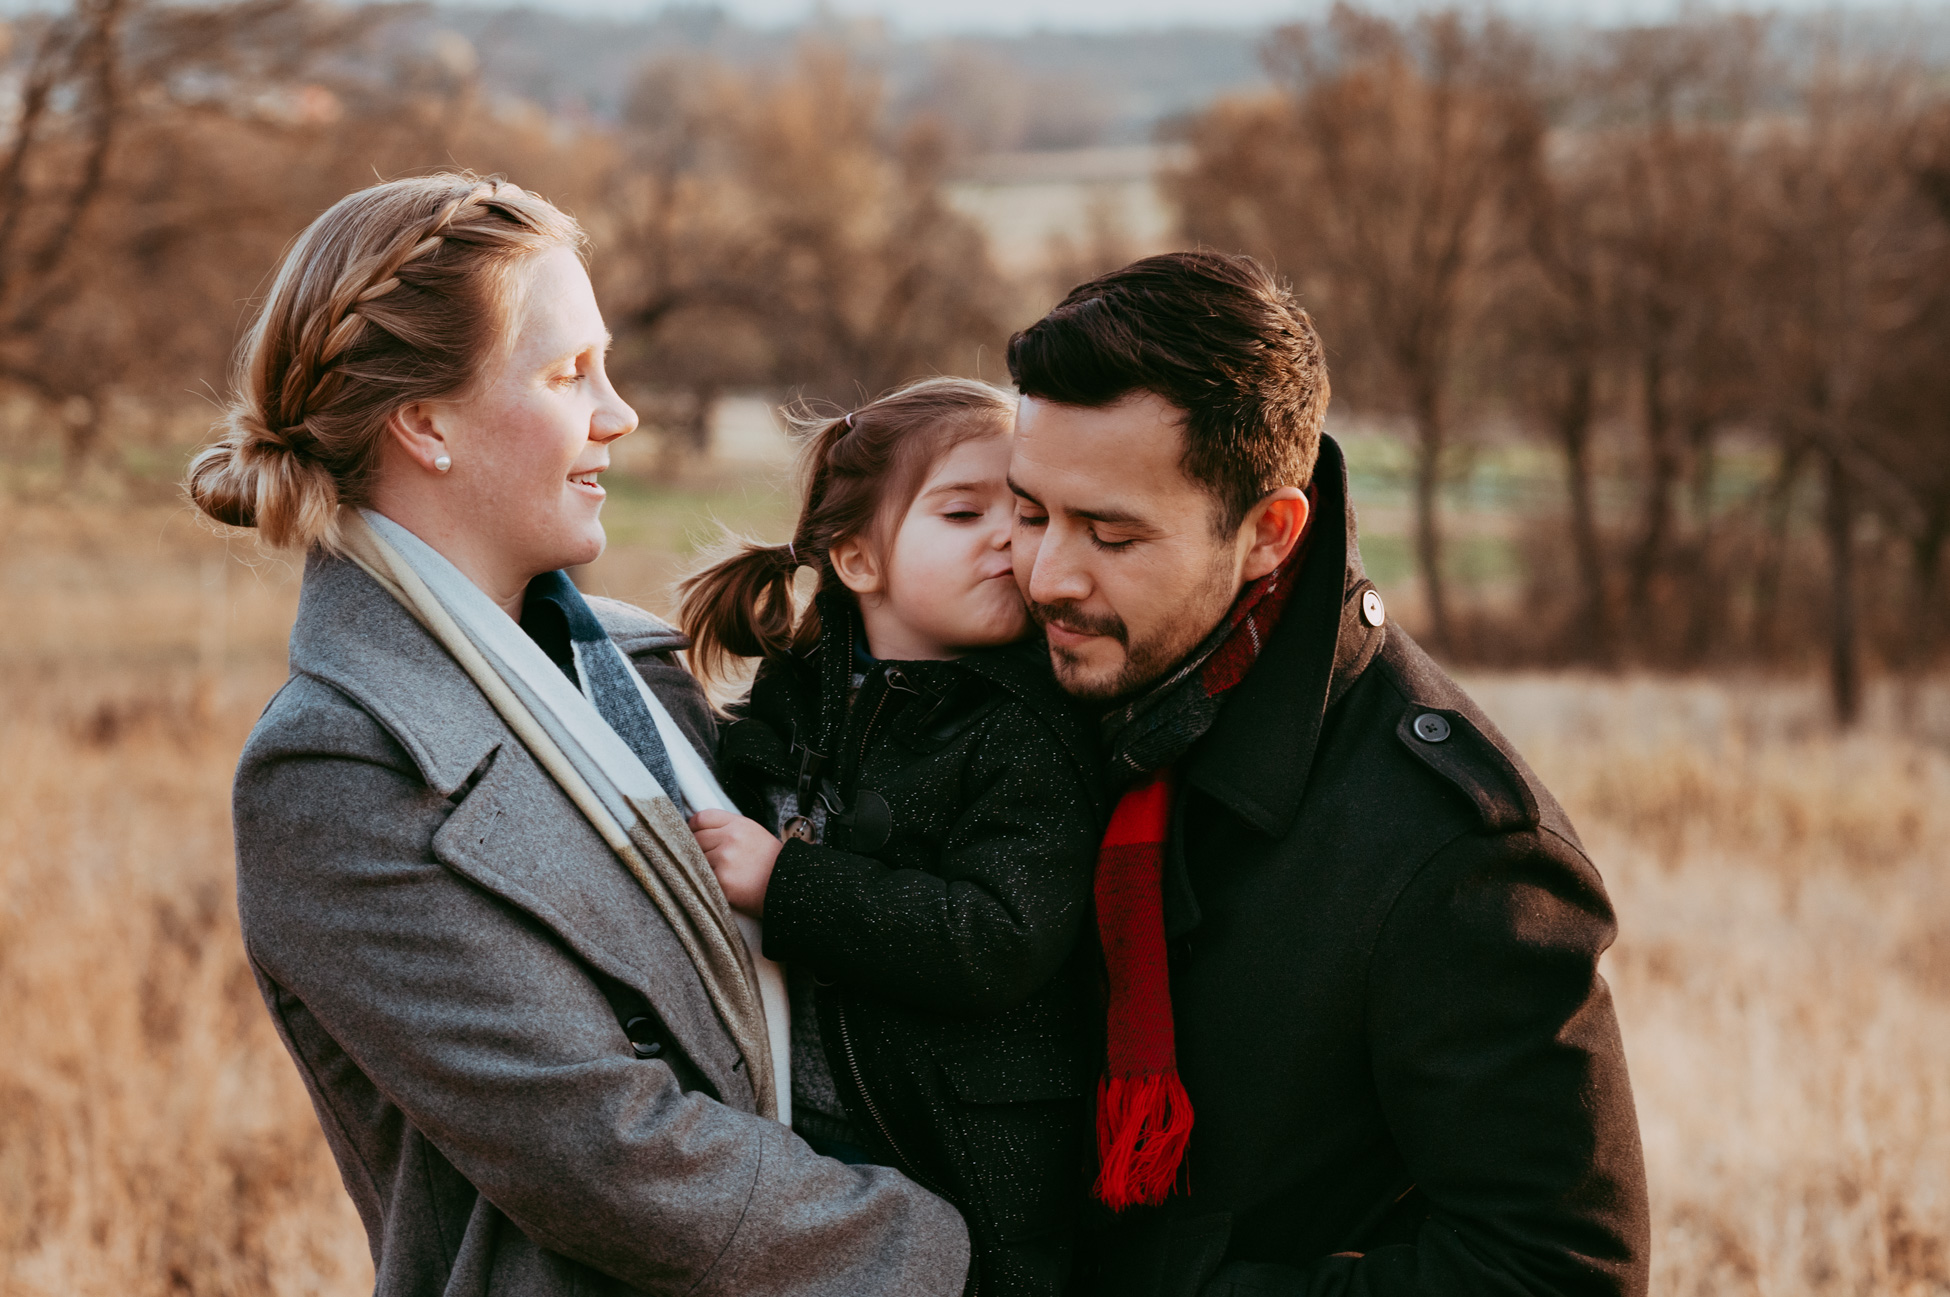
[688,809,782,919]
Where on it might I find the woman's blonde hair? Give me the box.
[186,173,584,550]
[679,376,1017,687]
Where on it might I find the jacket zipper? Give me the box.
[834,991,946,1198]
[846,665,913,786]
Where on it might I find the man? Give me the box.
[1006,251,1649,1297]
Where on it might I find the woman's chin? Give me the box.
[538,522,606,575]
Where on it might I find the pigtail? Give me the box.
[678,539,803,689]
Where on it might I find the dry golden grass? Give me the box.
[2,495,1946,1296]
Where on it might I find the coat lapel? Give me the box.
[1162,437,1388,940]
[287,552,751,1107]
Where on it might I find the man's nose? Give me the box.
[1027,531,1091,605]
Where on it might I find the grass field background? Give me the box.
[3,438,1947,1294]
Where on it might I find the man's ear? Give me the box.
[1238,486,1310,583]
[385,401,452,475]
[829,533,885,598]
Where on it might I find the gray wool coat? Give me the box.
[233,551,970,1297]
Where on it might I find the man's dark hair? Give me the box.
[1006,250,1329,535]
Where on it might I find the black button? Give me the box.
[1413,712,1452,743]
[623,1016,663,1060]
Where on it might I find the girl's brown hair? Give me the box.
[185,173,584,550]
[679,376,1016,686]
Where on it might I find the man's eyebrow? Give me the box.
[1006,476,1154,528]
[1072,505,1151,527]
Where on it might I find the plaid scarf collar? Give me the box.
[1088,506,1313,1211]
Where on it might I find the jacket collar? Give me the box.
[1181,433,1386,839]
[288,549,505,798]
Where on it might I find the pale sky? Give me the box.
[508,0,1950,32]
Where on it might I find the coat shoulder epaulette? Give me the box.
[1373,636,1543,836]
[1393,704,1540,834]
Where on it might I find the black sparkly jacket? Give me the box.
[718,598,1108,1297]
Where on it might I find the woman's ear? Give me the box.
[829,533,884,598]
[385,401,453,475]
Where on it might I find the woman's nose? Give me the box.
[592,391,637,443]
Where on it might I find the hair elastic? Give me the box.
[787,541,798,566]
[842,412,855,431]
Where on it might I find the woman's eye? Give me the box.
[944,510,982,522]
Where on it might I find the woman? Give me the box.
[186,174,968,1296]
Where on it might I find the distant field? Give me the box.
[3,481,1945,1296]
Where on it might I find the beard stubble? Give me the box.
[1027,549,1240,704]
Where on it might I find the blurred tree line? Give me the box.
[1175,3,1950,719]
[2,0,1946,717]
[0,0,1007,465]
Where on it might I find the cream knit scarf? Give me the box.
[339,508,788,1122]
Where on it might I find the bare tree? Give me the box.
[1508,114,1617,662]
[602,44,1012,443]
[1174,5,1536,652]
[1588,21,1761,653]
[1743,45,1940,722]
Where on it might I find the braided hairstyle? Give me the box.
[679,376,1016,688]
[186,173,584,550]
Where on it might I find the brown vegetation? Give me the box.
[4,496,1947,1294]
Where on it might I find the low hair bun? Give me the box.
[184,436,258,530]
[185,406,343,548]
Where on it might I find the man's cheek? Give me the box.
[1011,529,1041,591]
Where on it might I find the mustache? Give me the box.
[1027,598,1128,646]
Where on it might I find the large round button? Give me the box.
[1413,712,1452,743]
[1361,588,1386,627]
[623,1016,664,1060]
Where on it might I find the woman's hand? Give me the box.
[688,810,782,919]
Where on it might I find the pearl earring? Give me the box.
[433,454,452,473]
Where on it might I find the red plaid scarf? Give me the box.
[1092,527,1308,1211]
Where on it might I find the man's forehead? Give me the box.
[1013,395,1189,490]
[1017,390,1187,433]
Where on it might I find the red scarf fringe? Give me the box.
[1094,1069,1196,1210]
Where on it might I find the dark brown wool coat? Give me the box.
[1074,436,1651,1297]
[718,606,1107,1297]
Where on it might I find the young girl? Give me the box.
[681,378,1104,1297]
